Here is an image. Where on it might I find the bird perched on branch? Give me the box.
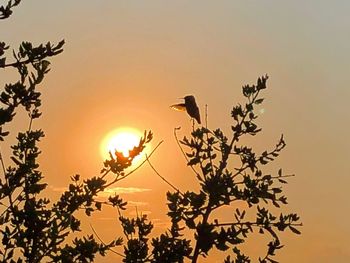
[171,95,201,124]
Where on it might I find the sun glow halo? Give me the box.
[100,128,146,163]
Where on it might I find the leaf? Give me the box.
[10,156,21,165]
[255,98,264,105]
[0,57,5,67]
[95,202,102,210]
[236,208,241,216]
[268,258,279,263]
[278,179,287,184]
[115,237,123,246]
[289,226,301,235]
[272,188,282,194]
[187,157,200,166]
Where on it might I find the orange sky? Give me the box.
[1,1,350,262]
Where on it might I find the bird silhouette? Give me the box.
[171,95,201,124]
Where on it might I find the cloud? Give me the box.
[49,186,67,192]
[96,217,116,221]
[127,201,149,206]
[152,219,170,228]
[49,185,152,201]
[98,187,152,197]
[128,210,152,216]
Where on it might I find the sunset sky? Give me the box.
[1,1,350,262]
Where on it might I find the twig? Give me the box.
[105,141,163,188]
[234,174,295,185]
[204,104,214,178]
[198,198,238,213]
[0,189,24,218]
[213,221,303,228]
[101,168,111,180]
[205,104,208,128]
[173,127,201,179]
[89,224,125,258]
[215,89,262,180]
[28,110,34,132]
[0,147,6,176]
[0,52,56,69]
[146,155,182,195]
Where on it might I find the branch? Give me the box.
[204,105,215,178]
[146,155,182,194]
[191,79,266,263]
[0,49,62,69]
[213,221,303,228]
[236,174,295,185]
[89,224,125,258]
[0,148,23,237]
[217,88,261,177]
[0,147,6,176]
[105,140,163,188]
[173,127,202,179]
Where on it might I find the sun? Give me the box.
[100,127,147,163]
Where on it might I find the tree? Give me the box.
[1,3,301,263]
[0,3,153,262]
[118,75,301,263]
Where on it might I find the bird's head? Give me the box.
[177,95,194,100]
[183,95,196,104]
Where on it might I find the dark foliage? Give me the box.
[0,5,153,262]
[111,76,301,263]
[165,75,301,262]
[0,0,21,20]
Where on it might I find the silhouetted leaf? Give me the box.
[289,226,301,235]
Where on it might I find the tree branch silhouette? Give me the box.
[146,154,182,195]
[174,127,202,180]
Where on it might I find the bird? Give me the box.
[171,95,201,124]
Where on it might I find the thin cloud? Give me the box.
[98,187,152,197]
[96,217,116,221]
[128,210,152,216]
[154,221,170,228]
[153,219,170,228]
[127,201,149,206]
[49,185,152,200]
[49,186,67,192]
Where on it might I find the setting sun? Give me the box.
[100,127,147,162]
